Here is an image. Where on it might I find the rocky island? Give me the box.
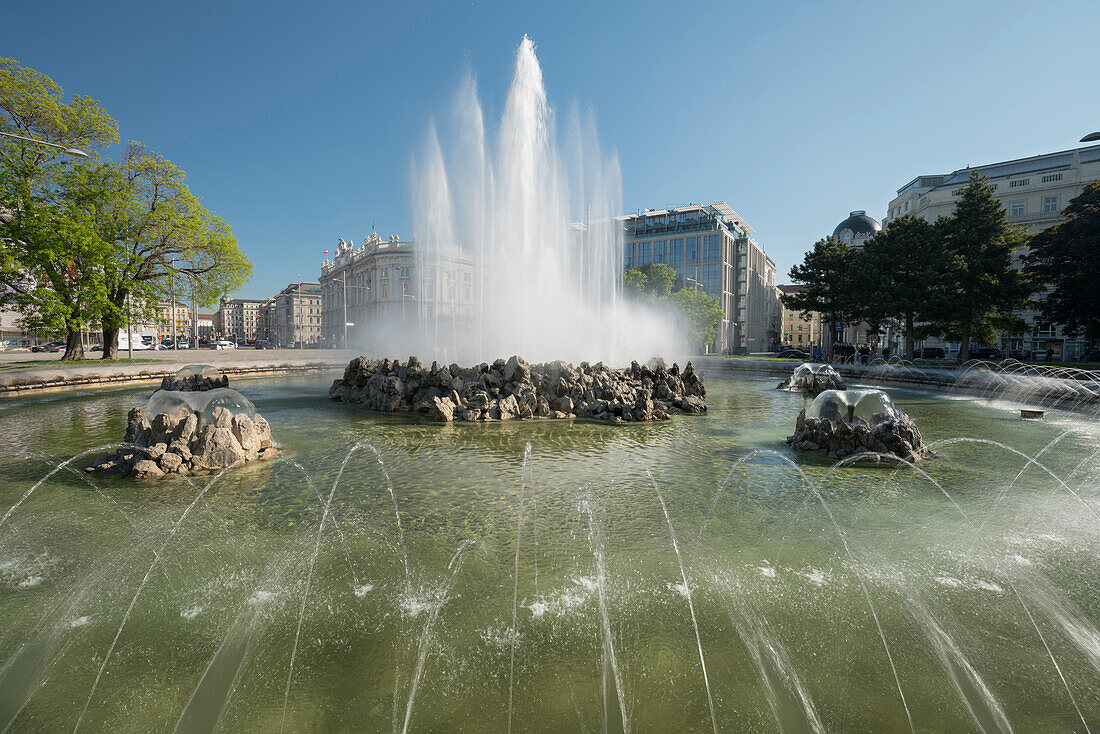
[329,355,706,422]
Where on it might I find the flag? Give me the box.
[322,249,329,254]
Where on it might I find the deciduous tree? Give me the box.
[0,57,119,359]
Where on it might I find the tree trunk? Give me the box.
[102,327,119,360]
[905,314,916,361]
[958,315,972,362]
[61,329,84,361]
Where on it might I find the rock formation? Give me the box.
[329,355,706,422]
[88,388,277,478]
[777,363,845,395]
[160,364,229,391]
[785,389,930,461]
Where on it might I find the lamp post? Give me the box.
[0,131,88,158]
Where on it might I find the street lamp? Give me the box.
[1081,132,1100,143]
[0,131,88,157]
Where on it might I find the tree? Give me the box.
[924,173,1034,361]
[622,263,676,300]
[0,57,119,359]
[859,214,948,360]
[781,236,858,352]
[669,286,724,347]
[1025,180,1100,340]
[84,143,251,359]
[622,264,723,350]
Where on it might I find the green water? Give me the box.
[0,374,1096,732]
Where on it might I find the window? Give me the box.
[685,237,697,264]
[1011,201,1025,217]
[1042,195,1059,213]
[706,234,719,262]
[1041,173,1063,183]
[1009,178,1029,188]
[951,189,964,196]
[402,281,409,297]
[641,241,651,265]
[671,238,683,266]
[381,283,388,298]
[904,202,909,212]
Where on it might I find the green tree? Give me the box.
[0,57,119,359]
[83,143,251,359]
[622,263,677,300]
[859,214,948,360]
[669,286,724,346]
[925,173,1035,361]
[781,236,858,351]
[1025,179,1100,341]
[622,264,723,350]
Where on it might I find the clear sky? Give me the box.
[4,0,1098,298]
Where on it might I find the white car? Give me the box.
[213,340,236,350]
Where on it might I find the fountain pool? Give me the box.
[0,374,1096,732]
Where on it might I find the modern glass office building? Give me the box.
[618,202,779,353]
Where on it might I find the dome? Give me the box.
[832,210,882,244]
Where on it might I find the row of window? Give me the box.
[623,234,723,269]
[1009,195,1060,217]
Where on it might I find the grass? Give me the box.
[0,358,166,371]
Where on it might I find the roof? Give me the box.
[777,284,803,294]
[897,142,1100,195]
[832,210,881,239]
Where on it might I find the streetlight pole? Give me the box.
[342,271,348,348]
[0,131,89,157]
[169,260,177,350]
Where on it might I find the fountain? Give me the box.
[776,362,846,395]
[160,364,229,392]
[87,387,276,477]
[785,389,931,461]
[381,36,680,365]
[0,38,1097,734]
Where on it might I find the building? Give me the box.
[255,282,322,347]
[319,232,475,349]
[885,142,1100,359]
[777,285,823,350]
[619,202,779,353]
[831,210,893,350]
[214,297,264,343]
[156,301,190,340]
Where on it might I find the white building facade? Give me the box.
[885,143,1100,360]
[319,233,474,350]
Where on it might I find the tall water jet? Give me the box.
[407,36,680,364]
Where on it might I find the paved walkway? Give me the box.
[0,348,357,394]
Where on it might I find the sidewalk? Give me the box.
[0,348,356,395]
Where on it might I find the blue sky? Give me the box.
[4,0,1098,298]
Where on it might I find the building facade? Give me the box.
[619,202,779,353]
[255,282,322,347]
[319,233,474,349]
[214,297,264,342]
[777,284,824,350]
[156,301,190,340]
[885,143,1100,359]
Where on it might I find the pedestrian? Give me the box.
[1045,347,1055,362]
[883,346,891,361]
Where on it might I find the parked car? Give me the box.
[725,345,750,356]
[968,346,1001,360]
[213,339,236,350]
[31,341,63,353]
[918,347,946,359]
[254,340,276,349]
[776,349,810,360]
[1006,349,1032,360]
